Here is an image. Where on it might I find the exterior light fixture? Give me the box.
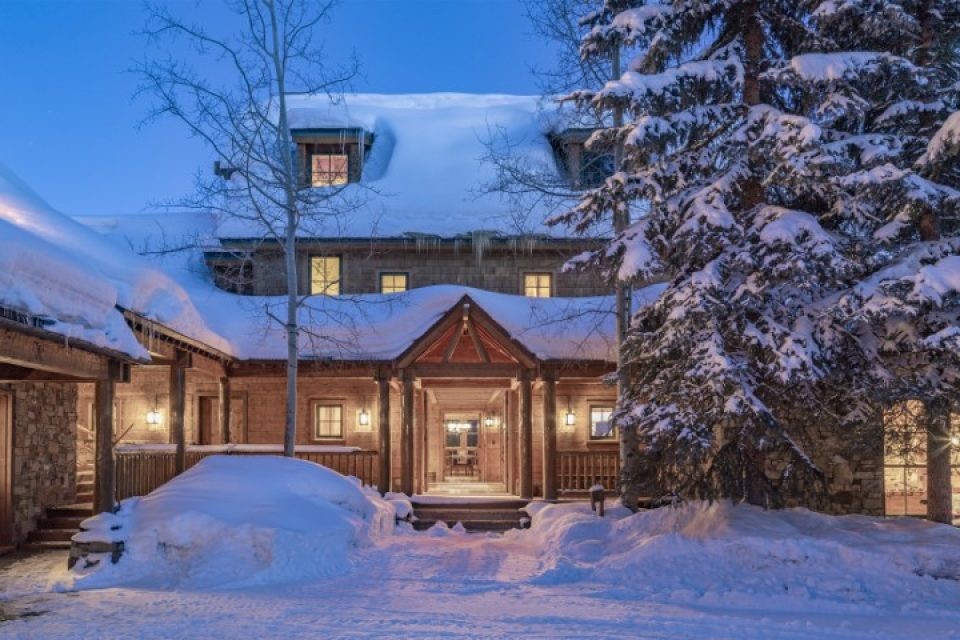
[563,396,576,429]
[358,408,371,427]
[952,435,960,447]
[146,395,162,429]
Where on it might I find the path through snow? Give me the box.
[2,527,957,639]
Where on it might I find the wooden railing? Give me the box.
[114,446,379,501]
[557,450,620,494]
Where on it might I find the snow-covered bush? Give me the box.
[71,456,396,589]
[524,501,960,612]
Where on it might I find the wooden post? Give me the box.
[401,370,415,495]
[377,374,391,493]
[519,369,533,500]
[421,390,429,493]
[169,350,189,474]
[543,373,558,501]
[94,360,122,514]
[218,376,231,444]
[926,397,953,524]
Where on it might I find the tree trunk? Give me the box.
[268,0,300,458]
[926,397,953,524]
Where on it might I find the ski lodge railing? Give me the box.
[114,444,379,501]
[556,450,620,494]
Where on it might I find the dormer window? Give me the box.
[551,128,614,189]
[292,128,372,188]
[311,153,348,187]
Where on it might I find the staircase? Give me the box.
[412,499,529,533]
[22,467,94,551]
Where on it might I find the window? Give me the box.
[883,401,960,522]
[379,272,409,294]
[313,404,343,439]
[590,406,615,440]
[311,256,341,295]
[524,273,552,298]
[581,151,615,188]
[311,154,349,187]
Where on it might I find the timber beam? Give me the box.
[0,322,133,380]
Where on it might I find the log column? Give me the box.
[218,376,231,444]
[94,360,123,514]
[377,373,392,494]
[519,369,534,500]
[542,372,558,501]
[169,350,189,474]
[401,370,415,495]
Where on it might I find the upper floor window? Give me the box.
[590,405,615,440]
[311,256,341,296]
[380,272,409,294]
[524,273,552,298]
[551,128,615,189]
[311,153,348,187]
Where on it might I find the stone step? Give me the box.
[76,480,94,490]
[412,499,529,511]
[20,540,71,551]
[38,515,86,530]
[27,528,74,543]
[411,508,523,522]
[413,519,523,533]
[76,491,94,503]
[47,503,94,518]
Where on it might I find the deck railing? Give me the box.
[114,445,379,501]
[557,450,620,494]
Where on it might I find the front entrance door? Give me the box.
[0,392,12,547]
[443,417,479,480]
[197,396,219,445]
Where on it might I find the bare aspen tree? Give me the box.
[138,0,359,456]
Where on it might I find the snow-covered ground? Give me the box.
[3,500,959,639]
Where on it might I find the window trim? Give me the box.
[310,255,342,296]
[378,271,410,294]
[309,152,349,187]
[589,404,616,441]
[522,272,554,298]
[311,401,344,441]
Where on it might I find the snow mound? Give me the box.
[71,456,395,590]
[527,501,960,613]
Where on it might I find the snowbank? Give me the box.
[71,456,395,589]
[522,501,960,613]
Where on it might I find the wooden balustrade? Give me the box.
[114,447,379,501]
[556,450,620,494]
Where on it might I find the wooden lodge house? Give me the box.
[0,94,956,549]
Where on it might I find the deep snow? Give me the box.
[2,501,959,639]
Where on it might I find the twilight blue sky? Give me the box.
[0,0,554,216]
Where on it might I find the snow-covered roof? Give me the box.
[217,93,566,240]
[0,163,233,359]
[1,163,651,365]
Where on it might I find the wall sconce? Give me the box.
[563,396,576,431]
[952,435,959,447]
[357,397,372,431]
[146,395,163,430]
[483,414,499,429]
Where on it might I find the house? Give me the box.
[0,94,953,548]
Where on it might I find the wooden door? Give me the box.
[197,396,219,445]
[0,392,12,547]
[481,419,504,483]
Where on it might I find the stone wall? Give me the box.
[2,382,77,543]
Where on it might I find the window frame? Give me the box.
[310,152,349,187]
[379,271,410,294]
[589,404,616,440]
[310,255,342,296]
[311,402,344,440]
[523,272,553,298]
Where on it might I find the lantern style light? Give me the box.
[358,407,371,428]
[952,435,960,447]
[146,407,162,426]
[563,395,576,429]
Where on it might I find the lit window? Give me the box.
[379,272,409,294]
[311,154,348,187]
[523,273,552,298]
[311,256,341,296]
[313,404,343,439]
[590,406,615,440]
[884,401,960,522]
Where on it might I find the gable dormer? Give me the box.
[551,128,615,190]
[292,127,373,187]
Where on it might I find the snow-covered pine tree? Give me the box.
[557,0,960,507]
[802,0,960,523]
